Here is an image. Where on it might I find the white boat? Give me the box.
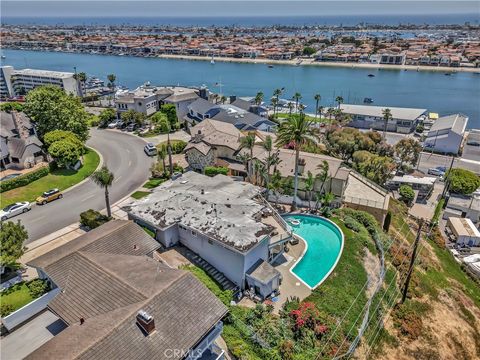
[210,55,215,64]
[1,55,6,59]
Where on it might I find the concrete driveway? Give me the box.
[15,129,154,243]
[1,310,66,360]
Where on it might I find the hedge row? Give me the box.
[0,166,50,193]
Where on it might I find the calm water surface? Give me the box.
[3,49,480,128]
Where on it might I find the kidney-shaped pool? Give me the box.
[283,214,344,289]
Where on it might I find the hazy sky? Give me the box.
[2,1,479,18]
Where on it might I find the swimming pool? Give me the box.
[283,214,344,289]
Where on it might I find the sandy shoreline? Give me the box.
[158,54,480,73]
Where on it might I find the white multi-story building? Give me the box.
[0,66,81,98]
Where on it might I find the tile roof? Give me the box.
[188,119,242,151]
[27,222,227,360]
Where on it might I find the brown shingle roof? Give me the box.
[26,222,227,360]
[27,220,160,270]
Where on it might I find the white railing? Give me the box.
[2,288,61,331]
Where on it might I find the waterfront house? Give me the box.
[124,171,291,298]
[340,104,427,133]
[424,114,468,154]
[0,111,45,170]
[446,217,480,247]
[26,220,228,360]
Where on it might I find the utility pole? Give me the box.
[401,219,424,303]
[441,155,455,198]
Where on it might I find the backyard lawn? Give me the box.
[0,283,34,316]
[1,148,100,206]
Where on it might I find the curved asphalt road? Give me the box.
[17,129,153,244]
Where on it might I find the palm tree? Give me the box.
[73,72,87,97]
[157,146,168,176]
[325,107,335,123]
[239,132,256,181]
[107,74,116,89]
[275,114,320,210]
[314,94,321,118]
[287,102,294,116]
[293,92,302,113]
[91,165,115,218]
[254,92,264,106]
[304,171,315,210]
[335,96,344,109]
[262,135,273,188]
[316,160,329,194]
[272,88,283,119]
[268,170,283,206]
[271,97,279,119]
[220,95,227,104]
[382,108,392,140]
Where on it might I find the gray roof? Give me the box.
[340,104,427,121]
[28,220,161,270]
[231,98,253,111]
[0,111,17,136]
[187,98,215,115]
[247,259,281,284]
[0,137,9,158]
[124,171,277,252]
[428,114,468,134]
[27,255,227,360]
[7,136,43,158]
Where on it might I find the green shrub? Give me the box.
[0,166,50,193]
[26,279,49,298]
[205,166,229,177]
[157,140,187,155]
[343,216,362,232]
[0,102,24,113]
[399,185,415,205]
[448,168,480,195]
[80,209,110,229]
[0,303,14,317]
[383,211,392,232]
[431,198,445,226]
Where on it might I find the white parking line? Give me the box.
[114,176,122,183]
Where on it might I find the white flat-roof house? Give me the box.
[124,172,291,299]
[1,66,81,98]
[115,84,200,120]
[340,104,427,134]
[424,114,468,154]
[447,217,480,247]
[443,193,480,224]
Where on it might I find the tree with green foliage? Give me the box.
[276,113,319,209]
[303,46,316,56]
[293,92,302,113]
[48,140,83,168]
[447,168,480,195]
[399,185,415,205]
[352,150,396,185]
[272,88,283,118]
[335,96,344,109]
[0,102,23,113]
[23,85,89,141]
[394,138,422,170]
[0,220,28,269]
[254,92,264,106]
[44,130,84,150]
[157,146,168,177]
[314,93,321,118]
[239,132,256,181]
[160,104,178,128]
[98,108,117,128]
[205,166,229,177]
[121,109,145,126]
[382,108,392,140]
[91,165,115,218]
[107,74,116,89]
[316,160,330,195]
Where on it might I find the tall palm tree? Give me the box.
[254,92,264,106]
[157,146,168,176]
[287,102,294,116]
[314,94,321,118]
[272,88,283,119]
[91,165,114,218]
[221,95,227,104]
[382,108,392,140]
[107,74,116,89]
[262,135,273,188]
[293,92,302,113]
[275,114,320,210]
[239,132,256,181]
[335,96,344,110]
[304,170,315,210]
[316,160,330,195]
[271,97,279,119]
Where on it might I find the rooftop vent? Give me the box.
[137,310,155,335]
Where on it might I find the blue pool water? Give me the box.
[283,214,344,289]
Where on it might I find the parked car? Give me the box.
[144,143,157,156]
[108,120,122,129]
[36,188,63,205]
[427,167,446,177]
[1,202,31,221]
[116,121,126,129]
[0,173,21,182]
[126,123,137,132]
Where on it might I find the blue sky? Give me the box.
[2,1,479,18]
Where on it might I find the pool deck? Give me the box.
[271,239,311,312]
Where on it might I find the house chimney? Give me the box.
[80,317,85,325]
[136,310,155,335]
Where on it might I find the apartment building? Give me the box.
[0,66,81,98]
